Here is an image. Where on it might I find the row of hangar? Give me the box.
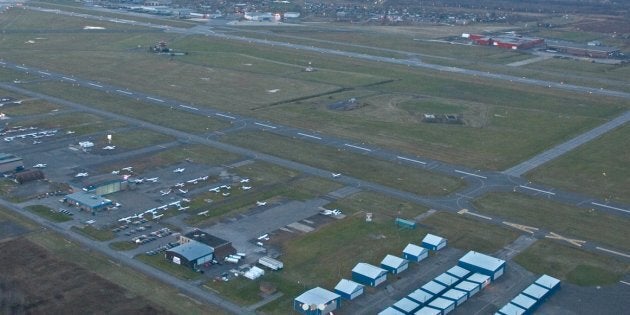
[293,234,448,314]
[294,235,560,315]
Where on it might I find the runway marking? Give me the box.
[620,280,630,286]
[396,156,427,165]
[519,185,555,195]
[61,76,76,81]
[215,113,235,119]
[458,209,492,220]
[147,96,164,103]
[254,122,276,129]
[545,232,585,247]
[179,104,198,110]
[16,66,27,70]
[503,221,538,234]
[38,71,51,75]
[88,83,103,88]
[591,202,630,214]
[297,132,321,140]
[116,89,132,95]
[596,247,630,259]
[454,170,487,179]
[344,143,372,152]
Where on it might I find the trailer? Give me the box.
[258,256,283,270]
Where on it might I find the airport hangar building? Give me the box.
[81,174,127,196]
[64,191,113,212]
[179,229,236,260]
[165,240,214,270]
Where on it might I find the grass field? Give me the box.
[473,193,630,252]
[6,111,127,136]
[527,124,630,204]
[515,240,628,286]
[1,8,627,170]
[222,131,464,195]
[72,225,115,241]
[25,205,72,222]
[110,240,139,251]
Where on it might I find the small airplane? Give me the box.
[241,186,252,191]
[33,163,47,168]
[103,145,116,150]
[160,189,171,196]
[174,182,185,188]
[209,187,220,193]
[331,173,341,178]
[32,140,42,144]
[186,179,198,184]
[66,130,75,134]
[121,166,133,172]
[132,178,144,184]
[152,214,164,219]
[256,201,267,206]
[198,210,209,216]
[331,209,342,216]
[111,170,120,175]
[178,189,188,194]
[75,172,88,177]
[157,205,168,210]
[320,209,333,215]
[178,206,189,211]
[222,192,230,197]
[173,167,185,173]
[182,198,190,203]
[145,177,159,183]
[240,178,250,183]
[220,185,231,190]
[200,176,208,181]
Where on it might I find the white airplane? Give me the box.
[157,205,168,210]
[186,179,198,184]
[66,130,75,134]
[160,189,171,196]
[242,186,252,191]
[121,166,133,172]
[75,172,88,177]
[178,206,189,211]
[178,189,188,194]
[198,210,209,216]
[200,176,208,181]
[152,214,164,219]
[256,201,267,206]
[132,178,144,184]
[145,177,159,183]
[320,209,333,215]
[32,140,42,144]
[222,192,230,197]
[173,167,185,173]
[182,198,190,203]
[220,185,231,190]
[103,145,116,150]
[111,170,120,175]
[33,163,47,168]
[331,173,341,178]
[240,178,250,183]
[209,187,220,193]
[331,209,342,216]
[174,182,185,188]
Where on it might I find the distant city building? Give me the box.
[463,33,544,50]
[546,40,620,58]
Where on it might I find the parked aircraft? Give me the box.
[209,187,220,193]
[240,178,250,183]
[33,163,47,168]
[111,170,120,175]
[242,186,252,190]
[198,210,209,216]
[160,189,171,196]
[103,145,116,150]
[200,176,209,181]
[174,182,185,188]
[75,172,88,177]
[178,206,189,211]
[256,201,267,206]
[146,177,159,183]
[222,192,230,197]
[331,173,341,178]
[153,214,164,219]
[178,189,188,194]
[121,166,133,172]
[173,167,185,173]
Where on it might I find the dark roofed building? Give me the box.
[180,229,236,260]
[82,174,127,196]
[165,240,214,270]
[65,191,113,212]
[15,169,45,184]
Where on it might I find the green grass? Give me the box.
[6,111,127,136]
[25,205,72,223]
[325,191,428,219]
[527,124,630,204]
[473,193,630,252]
[423,212,521,254]
[109,241,139,251]
[515,240,628,286]
[222,131,464,195]
[72,225,115,241]
[205,277,263,306]
[136,253,202,281]
[105,129,175,150]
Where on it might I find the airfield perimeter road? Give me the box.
[2,81,629,265]
[0,197,252,315]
